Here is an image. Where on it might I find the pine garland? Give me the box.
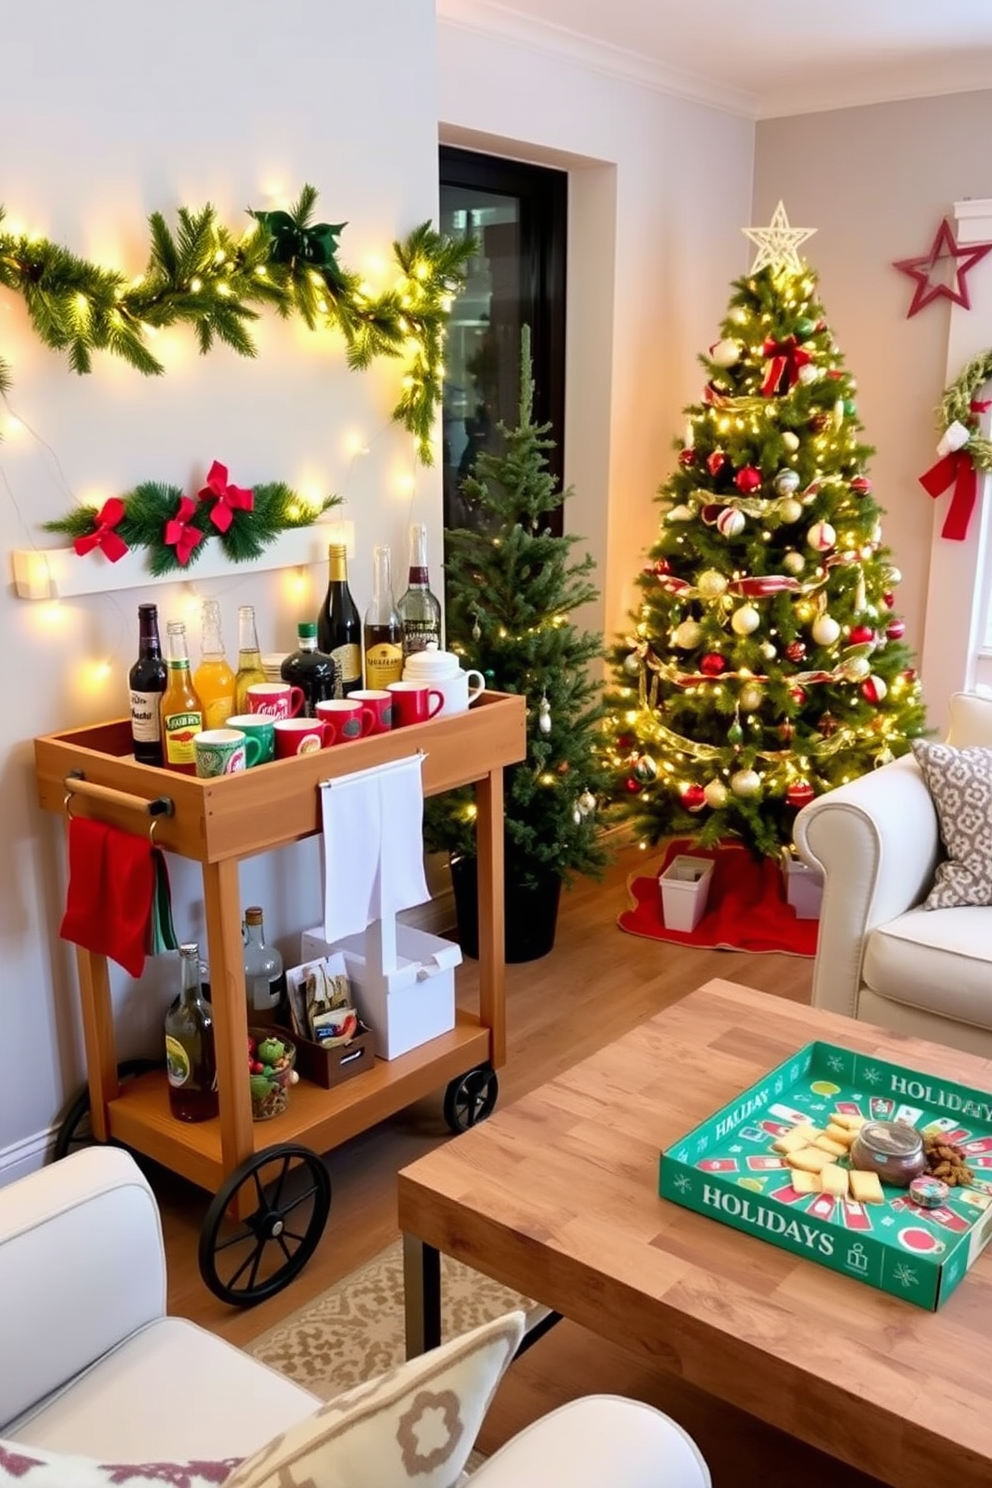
[937,346,992,474]
[43,470,340,577]
[0,186,474,464]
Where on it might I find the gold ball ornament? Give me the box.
[623,651,642,675]
[782,549,806,575]
[703,779,729,809]
[673,618,703,649]
[839,654,871,682]
[781,431,800,453]
[760,640,777,660]
[731,604,761,636]
[811,614,841,646]
[807,521,836,552]
[731,768,762,798]
[697,569,729,599]
[710,337,742,367]
[778,497,803,523]
[739,681,764,711]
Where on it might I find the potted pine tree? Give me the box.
[424,329,612,961]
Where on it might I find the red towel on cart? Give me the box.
[59,817,155,977]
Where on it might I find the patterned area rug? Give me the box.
[246,1236,536,1400]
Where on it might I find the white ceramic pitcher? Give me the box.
[402,644,486,716]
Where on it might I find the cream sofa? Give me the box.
[793,691,992,1057]
[0,1147,710,1488]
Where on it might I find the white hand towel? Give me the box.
[320,755,430,945]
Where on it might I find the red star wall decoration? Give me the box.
[893,217,992,317]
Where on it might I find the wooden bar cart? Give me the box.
[35,691,526,1304]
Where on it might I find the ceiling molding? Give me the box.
[435,0,761,118]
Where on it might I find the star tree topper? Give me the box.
[893,216,992,317]
[742,201,817,274]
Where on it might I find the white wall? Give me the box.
[0,0,440,1175]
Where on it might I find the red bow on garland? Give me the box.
[198,460,254,534]
[73,498,129,562]
[918,400,992,541]
[164,496,205,566]
[760,336,811,397]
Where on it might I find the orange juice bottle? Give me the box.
[193,599,237,729]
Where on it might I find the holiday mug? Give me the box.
[225,713,275,765]
[349,689,394,735]
[246,681,305,720]
[316,698,376,745]
[193,727,262,778]
[386,680,444,727]
[273,717,331,758]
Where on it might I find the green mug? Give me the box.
[193,727,262,778]
[226,713,275,765]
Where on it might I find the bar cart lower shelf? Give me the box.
[35,691,526,1306]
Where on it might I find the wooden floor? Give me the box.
[157,845,841,1484]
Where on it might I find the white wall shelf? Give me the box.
[10,520,354,600]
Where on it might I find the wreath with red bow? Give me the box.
[43,460,339,576]
[918,348,992,540]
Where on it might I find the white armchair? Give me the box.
[793,691,992,1057]
[0,1147,710,1488]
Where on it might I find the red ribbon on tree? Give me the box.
[918,400,991,541]
[73,497,128,562]
[760,336,811,397]
[198,459,254,534]
[164,496,205,566]
[727,575,802,598]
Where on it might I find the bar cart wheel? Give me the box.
[198,1143,332,1306]
[443,1064,499,1134]
[52,1059,165,1161]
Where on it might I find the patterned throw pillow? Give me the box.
[224,1309,525,1488]
[0,1445,238,1485]
[912,739,992,909]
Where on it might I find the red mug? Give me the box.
[247,681,305,720]
[387,680,444,727]
[273,717,331,758]
[350,689,393,735]
[315,698,376,744]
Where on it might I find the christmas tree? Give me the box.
[604,203,927,860]
[424,328,611,890]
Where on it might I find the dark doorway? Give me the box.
[438,146,567,541]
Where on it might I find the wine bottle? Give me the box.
[161,621,204,775]
[396,522,442,659]
[129,603,167,766]
[281,621,340,714]
[235,604,267,711]
[317,543,362,696]
[243,906,286,1014]
[193,599,237,729]
[164,943,219,1122]
[363,544,404,688]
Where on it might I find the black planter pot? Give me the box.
[450,854,562,963]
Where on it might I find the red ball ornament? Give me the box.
[678,448,696,467]
[624,776,643,794]
[785,780,815,810]
[735,465,762,494]
[850,476,872,496]
[681,784,706,813]
[653,557,671,576]
[885,618,906,640]
[809,413,829,433]
[617,733,634,750]
[848,625,876,646]
[784,640,806,663]
[789,686,807,705]
[700,652,727,677]
[706,450,727,477]
[882,591,895,609]
[861,675,888,705]
[778,721,795,742]
[817,713,839,737]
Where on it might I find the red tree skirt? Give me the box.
[618,838,819,958]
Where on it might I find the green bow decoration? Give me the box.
[253,209,347,287]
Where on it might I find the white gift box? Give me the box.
[658,855,714,932]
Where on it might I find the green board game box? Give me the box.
[659,1040,992,1309]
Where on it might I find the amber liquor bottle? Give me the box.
[129,603,167,766]
[363,544,404,688]
[397,522,442,659]
[160,621,205,774]
[164,943,219,1122]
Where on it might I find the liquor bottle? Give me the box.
[235,604,267,711]
[281,621,340,714]
[161,621,205,774]
[129,603,167,766]
[396,522,442,659]
[164,943,219,1122]
[317,543,362,696]
[363,544,404,688]
[243,906,286,1014]
[193,599,237,729]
